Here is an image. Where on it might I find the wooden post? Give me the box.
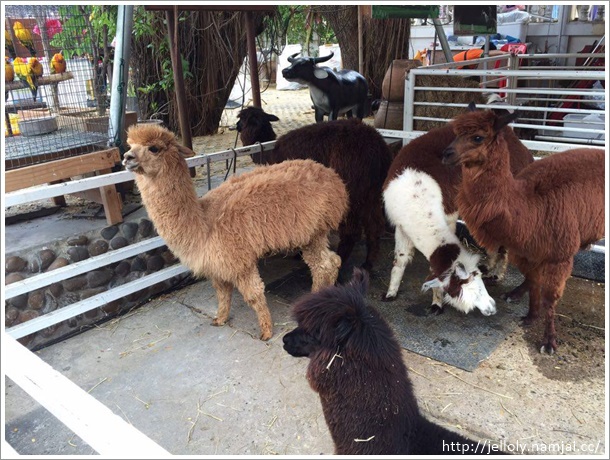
[99,168,123,225]
[245,11,261,107]
[165,7,195,177]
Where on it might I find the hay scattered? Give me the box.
[444,369,513,399]
[354,435,375,442]
[119,325,172,358]
[326,349,343,370]
[407,366,431,381]
[500,401,522,425]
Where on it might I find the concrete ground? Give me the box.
[3,86,607,456]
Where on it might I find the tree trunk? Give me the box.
[131,10,267,136]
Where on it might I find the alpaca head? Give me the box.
[236,107,279,150]
[422,249,496,316]
[442,102,520,168]
[283,269,393,358]
[123,124,195,177]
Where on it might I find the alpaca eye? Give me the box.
[472,135,484,143]
[149,146,160,154]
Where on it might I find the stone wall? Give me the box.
[4,217,188,350]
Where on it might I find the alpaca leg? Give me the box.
[211,278,234,327]
[503,255,531,302]
[301,233,341,291]
[503,278,529,302]
[429,285,445,315]
[539,261,572,354]
[361,200,386,271]
[336,218,360,268]
[234,270,273,341]
[521,269,542,325]
[383,226,414,301]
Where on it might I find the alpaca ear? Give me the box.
[494,110,521,132]
[266,113,279,122]
[335,316,354,345]
[454,262,469,280]
[422,277,443,292]
[176,144,196,158]
[349,268,369,296]
[467,101,478,112]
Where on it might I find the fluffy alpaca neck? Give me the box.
[460,140,532,249]
[135,164,209,264]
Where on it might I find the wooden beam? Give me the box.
[4,148,120,193]
[145,5,276,12]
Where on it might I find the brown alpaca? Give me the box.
[442,103,605,353]
[123,124,348,340]
[236,107,393,273]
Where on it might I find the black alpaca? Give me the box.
[283,269,506,455]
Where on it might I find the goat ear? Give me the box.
[422,277,443,292]
[468,101,478,112]
[176,144,196,158]
[494,110,521,131]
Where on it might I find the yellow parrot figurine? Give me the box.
[13,56,41,101]
[51,53,66,74]
[5,32,17,59]
[12,56,28,81]
[28,57,43,100]
[13,21,37,57]
[5,56,15,82]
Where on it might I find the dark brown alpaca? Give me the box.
[283,269,506,455]
[236,107,393,273]
[442,103,605,353]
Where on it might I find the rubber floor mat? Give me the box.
[266,237,530,372]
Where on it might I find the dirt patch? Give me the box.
[521,276,605,381]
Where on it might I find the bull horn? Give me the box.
[313,51,333,64]
[287,52,300,63]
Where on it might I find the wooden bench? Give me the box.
[5,148,124,225]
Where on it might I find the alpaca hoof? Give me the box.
[539,343,556,355]
[427,304,444,316]
[520,315,536,327]
[381,293,396,302]
[212,318,226,327]
[259,330,273,341]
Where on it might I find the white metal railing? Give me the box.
[4,141,276,340]
[404,52,606,147]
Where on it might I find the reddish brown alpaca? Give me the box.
[442,104,605,353]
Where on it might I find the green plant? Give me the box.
[263,6,336,56]
[132,9,191,104]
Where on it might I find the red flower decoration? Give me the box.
[33,19,63,39]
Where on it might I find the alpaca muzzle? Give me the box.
[122,151,139,172]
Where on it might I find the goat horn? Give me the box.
[287,53,299,63]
